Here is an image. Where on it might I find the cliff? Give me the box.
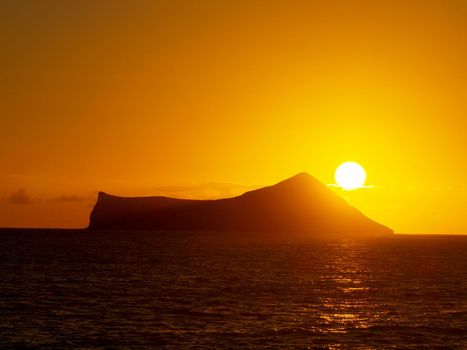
[88,173,393,236]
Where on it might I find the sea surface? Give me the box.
[0,230,466,349]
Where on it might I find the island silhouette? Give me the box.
[88,173,392,236]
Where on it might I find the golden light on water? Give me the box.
[335,162,367,190]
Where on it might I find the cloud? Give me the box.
[51,195,87,202]
[50,193,97,203]
[8,189,31,205]
[153,182,256,199]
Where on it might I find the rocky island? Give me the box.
[88,173,393,236]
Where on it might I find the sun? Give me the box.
[335,161,366,190]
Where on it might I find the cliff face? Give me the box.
[88,173,393,236]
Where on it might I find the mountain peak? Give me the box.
[287,172,313,181]
[279,172,317,184]
[265,172,326,193]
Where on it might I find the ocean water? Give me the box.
[0,230,466,349]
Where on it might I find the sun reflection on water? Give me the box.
[315,240,376,334]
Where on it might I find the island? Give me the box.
[88,172,393,237]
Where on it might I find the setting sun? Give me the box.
[335,162,367,190]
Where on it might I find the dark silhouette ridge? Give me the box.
[88,173,393,236]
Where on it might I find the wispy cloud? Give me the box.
[8,189,31,205]
[327,184,376,190]
[153,182,256,199]
[51,195,89,203]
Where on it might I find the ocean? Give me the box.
[0,230,465,349]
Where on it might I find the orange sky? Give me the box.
[1,0,466,233]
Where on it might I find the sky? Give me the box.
[1,0,466,233]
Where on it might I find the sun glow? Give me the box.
[335,162,366,190]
